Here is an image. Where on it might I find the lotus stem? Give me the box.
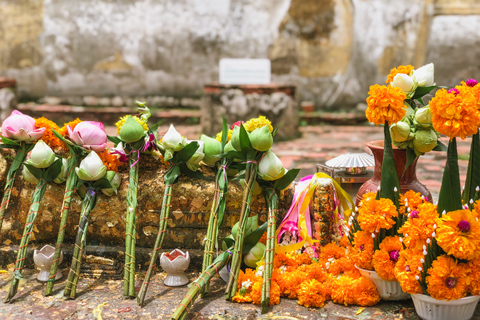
[262,188,278,313]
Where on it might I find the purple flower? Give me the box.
[458,220,471,233]
[445,277,457,289]
[448,88,460,96]
[466,79,478,87]
[410,210,419,219]
[389,250,400,262]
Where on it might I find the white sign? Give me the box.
[219,59,271,85]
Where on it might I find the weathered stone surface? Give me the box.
[0,150,294,249]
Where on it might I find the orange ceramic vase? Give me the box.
[356,140,432,205]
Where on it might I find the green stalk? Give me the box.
[64,190,96,298]
[225,162,257,300]
[262,188,278,313]
[437,137,462,214]
[124,151,139,298]
[5,177,48,302]
[45,152,81,296]
[171,248,233,320]
[137,169,175,306]
[0,144,28,233]
[462,132,480,208]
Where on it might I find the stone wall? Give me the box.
[1,0,480,109]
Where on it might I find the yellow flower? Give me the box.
[366,84,407,125]
[430,87,480,139]
[215,129,233,143]
[243,116,273,133]
[115,115,148,134]
[357,197,398,233]
[426,255,470,301]
[297,279,328,308]
[394,248,424,294]
[435,209,480,260]
[386,65,415,84]
[372,236,402,281]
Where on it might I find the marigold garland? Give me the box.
[35,117,63,149]
[426,255,470,301]
[386,65,414,84]
[365,84,406,126]
[372,236,403,281]
[430,88,480,139]
[435,209,480,260]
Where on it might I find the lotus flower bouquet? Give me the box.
[5,141,62,302]
[63,151,120,299]
[386,64,446,169]
[0,111,46,233]
[137,124,203,306]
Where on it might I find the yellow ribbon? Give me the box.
[275,173,354,253]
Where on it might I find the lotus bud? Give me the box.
[391,73,416,98]
[249,125,273,152]
[1,110,45,142]
[186,140,205,172]
[414,106,433,129]
[413,129,438,154]
[405,103,415,118]
[161,124,187,151]
[412,63,435,87]
[200,134,221,166]
[244,242,266,268]
[119,116,145,143]
[67,121,107,152]
[26,140,56,168]
[258,150,285,181]
[232,215,258,239]
[230,125,242,151]
[102,170,122,196]
[76,151,107,181]
[390,121,414,143]
[54,158,70,184]
[22,165,38,184]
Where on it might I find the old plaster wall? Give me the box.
[0,0,480,108]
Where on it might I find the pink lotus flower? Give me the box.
[67,121,107,152]
[1,110,45,142]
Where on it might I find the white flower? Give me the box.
[391,73,416,97]
[75,151,107,181]
[54,158,69,184]
[162,124,186,151]
[26,140,56,168]
[185,140,205,172]
[258,150,285,181]
[22,165,38,184]
[412,63,435,87]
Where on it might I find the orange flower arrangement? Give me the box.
[386,65,415,84]
[365,84,407,126]
[297,279,328,308]
[357,197,398,234]
[276,269,307,299]
[394,248,424,294]
[398,202,438,250]
[429,87,480,139]
[35,117,63,149]
[97,148,125,172]
[426,255,470,301]
[318,242,347,261]
[330,275,380,307]
[273,252,297,270]
[297,262,328,282]
[435,209,480,261]
[351,231,375,270]
[467,258,480,295]
[372,236,403,281]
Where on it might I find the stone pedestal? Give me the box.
[201,83,298,140]
[0,78,17,121]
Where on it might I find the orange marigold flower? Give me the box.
[275,269,306,299]
[351,277,381,306]
[258,231,267,245]
[327,256,359,277]
[232,291,252,303]
[357,197,398,234]
[97,148,125,172]
[467,258,480,295]
[35,117,63,149]
[435,209,480,260]
[58,118,82,137]
[398,202,438,250]
[351,231,375,270]
[372,236,403,281]
[292,252,313,267]
[401,190,425,211]
[365,84,406,126]
[251,278,280,306]
[430,87,480,139]
[297,262,328,282]
[236,268,258,292]
[386,65,415,84]
[273,252,297,270]
[458,81,480,110]
[426,255,470,301]
[473,199,480,219]
[297,279,328,308]
[394,248,424,294]
[319,242,347,261]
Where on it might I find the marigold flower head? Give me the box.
[398,202,437,250]
[326,256,359,277]
[467,258,480,295]
[435,209,480,260]
[35,117,63,149]
[351,231,374,270]
[250,278,280,306]
[357,197,398,234]
[426,255,470,300]
[330,275,380,306]
[236,268,258,292]
[297,262,328,282]
[58,118,82,137]
[115,115,148,134]
[400,190,425,212]
[472,199,480,219]
[297,279,328,308]
[394,248,424,294]
[275,269,306,299]
[96,148,125,172]
[215,129,233,143]
[366,84,407,126]
[319,243,347,261]
[386,65,415,83]
[430,87,480,139]
[459,80,480,110]
[372,236,403,281]
[243,116,273,133]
